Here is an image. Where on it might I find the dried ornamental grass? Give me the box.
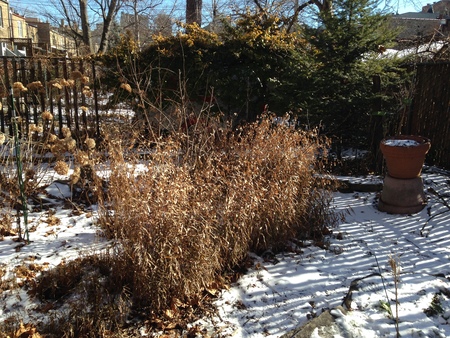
[98,142,215,309]
[98,115,334,314]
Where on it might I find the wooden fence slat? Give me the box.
[407,62,450,169]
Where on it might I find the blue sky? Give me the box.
[8,0,429,20]
[395,0,428,13]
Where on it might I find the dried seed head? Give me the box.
[48,133,58,143]
[81,76,90,84]
[70,71,83,80]
[62,127,71,138]
[120,83,132,93]
[80,106,89,112]
[82,86,92,97]
[29,124,43,133]
[54,160,69,175]
[70,167,81,185]
[13,82,27,91]
[85,138,96,150]
[59,79,70,87]
[65,138,77,151]
[50,142,65,156]
[13,82,27,96]
[0,133,5,144]
[388,255,400,274]
[75,151,89,166]
[42,111,53,121]
[27,81,44,91]
[52,82,63,90]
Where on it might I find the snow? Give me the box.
[379,42,446,60]
[2,166,450,337]
[383,139,421,147]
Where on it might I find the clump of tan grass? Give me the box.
[97,112,336,314]
[28,254,131,337]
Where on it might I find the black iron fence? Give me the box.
[0,56,101,139]
[2,56,450,169]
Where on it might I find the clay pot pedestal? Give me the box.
[378,135,431,214]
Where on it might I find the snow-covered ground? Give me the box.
[2,166,450,337]
[208,167,450,338]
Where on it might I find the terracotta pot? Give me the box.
[380,135,431,179]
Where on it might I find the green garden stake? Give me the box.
[10,86,29,243]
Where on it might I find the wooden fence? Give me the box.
[0,56,101,138]
[406,62,450,169]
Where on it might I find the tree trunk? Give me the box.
[98,0,120,53]
[186,0,202,26]
[79,0,93,53]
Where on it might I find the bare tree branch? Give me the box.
[44,0,123,54]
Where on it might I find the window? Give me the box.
[0,7,3,28]
[17,20,24,37]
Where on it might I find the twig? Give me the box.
[389,255,400,338]
[421,187,450,237]
[10,86,29,243]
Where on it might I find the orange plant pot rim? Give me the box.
[380,135,431,179]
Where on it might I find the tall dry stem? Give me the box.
[389,254,401,337]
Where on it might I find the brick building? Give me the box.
[390,1,450,41]
[0,0,76,56]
